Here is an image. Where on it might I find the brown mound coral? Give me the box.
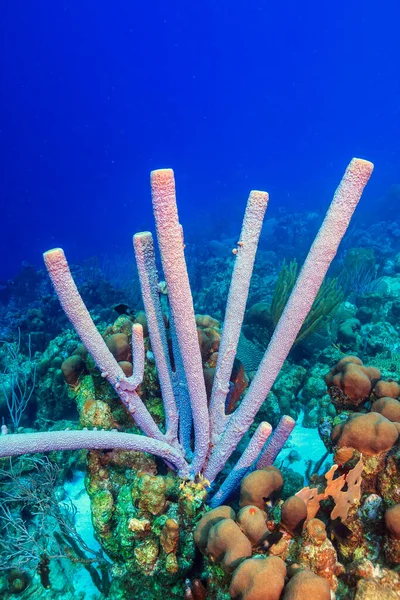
[371,397,400,423]
[325,356,381,408]
[385,504,400,540]
[206,518,252,572]
[197,326,220,360]
[118,360,133,377]
[61,354,86,386]
[373,380,400,400]
[195,314,220,329]
[106,332,131,362]
[384,504,400,565]
[281,495,307,533]
[229,556,286,600]
[236,506,268,546]
[282,569,331,600]
[332,412,399,456]
[240,466,283,510]
[194,506,236,551]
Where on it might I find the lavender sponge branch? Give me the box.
[0,430,189,477]
[151,169,210,475]
[208,422,272,508]
[129,323,145,388]
[209,190,269,444]
[204,158,374,483]
[43,248,168,444]
[256,415,295,469]
[133,232,179,444]
[168,308,193,457]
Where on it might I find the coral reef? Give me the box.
[2,160,391,600]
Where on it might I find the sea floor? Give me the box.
[278,413,331,477]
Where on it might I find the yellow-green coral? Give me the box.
[132,474,167,516]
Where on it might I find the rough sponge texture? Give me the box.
[44,248,164,441]
[0,430,189,476]
[151,169,209,474]
[44,248,124,387]
[256,415,295,469]
[205,158,374,482]
[133,231,179,441]
[209,190,269,441]
[208,422,272,508]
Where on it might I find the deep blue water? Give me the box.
[1,0,399,279]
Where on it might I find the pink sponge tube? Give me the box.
[151,169,210,475]
[43,248,166,443]
[133,231,179,443]
[209,190,269,444]
[0,430,189,477]
[204,158,374,482]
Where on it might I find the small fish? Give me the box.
[286,449,301,464]
[279,449,301,470]
[112,303,133,316]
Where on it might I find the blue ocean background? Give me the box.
[1,0,399,279]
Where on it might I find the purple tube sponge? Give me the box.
[208,422,272,508]
[256,415,295,469]
[209,190,269,445]
[133,231,179,444]
[3,158,372,495]
[43,248,166,443]
[0,430,190,478]
[204,158,374,482]
[150,169,210,475]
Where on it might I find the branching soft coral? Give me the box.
[271,258,344,344]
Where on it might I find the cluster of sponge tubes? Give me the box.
[0,159,374,505]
